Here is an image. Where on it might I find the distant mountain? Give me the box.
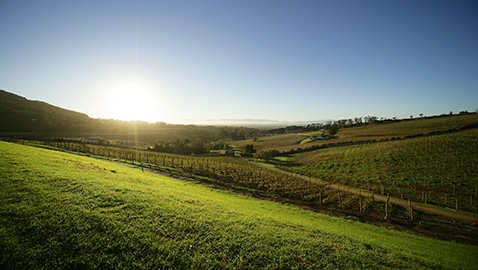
[173,118,334,128]
[0,89,92,133]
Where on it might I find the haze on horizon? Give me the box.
[1,0,477,124]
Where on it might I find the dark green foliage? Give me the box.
[243,144,257,157]
[254,150,277,161]
[327,124,340,136]
[148,139,208,155]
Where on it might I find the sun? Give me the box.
[106,82,160,122]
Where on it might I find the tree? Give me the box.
[354,117,363,125]
[254,150,275,161]
[327,124,340,136]
[368,115,378,123]
[225,149,235,156]
[337,119,347,127]
[243,144,256,157]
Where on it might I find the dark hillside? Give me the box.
[0,90,91,133]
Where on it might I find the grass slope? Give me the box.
[1,141,477,269]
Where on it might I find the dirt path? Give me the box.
[244,158,478,225]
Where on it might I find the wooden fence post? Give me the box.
[385,193,390,220]
[408,198,413,221]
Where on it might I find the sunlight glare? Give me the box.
[106,82,160,122]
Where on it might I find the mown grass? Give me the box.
[1,141,477,269]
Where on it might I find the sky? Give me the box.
[1,0,477,124]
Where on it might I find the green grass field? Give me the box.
[1,141,478,269]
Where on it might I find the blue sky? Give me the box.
[1,0,477,123]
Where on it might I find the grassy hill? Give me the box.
[1,141,478,269]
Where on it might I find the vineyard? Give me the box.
[41,126,476,234]
[46,141,337,203]
[338,113,478,138]
[45,140,414,223]
[232,113,478,153]
[288,128,478,213]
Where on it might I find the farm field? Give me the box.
[233,133,306,152]
[287,128,478,213]
[1,141,478,269]
[232,114,478,153]
[338,113,478,139]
